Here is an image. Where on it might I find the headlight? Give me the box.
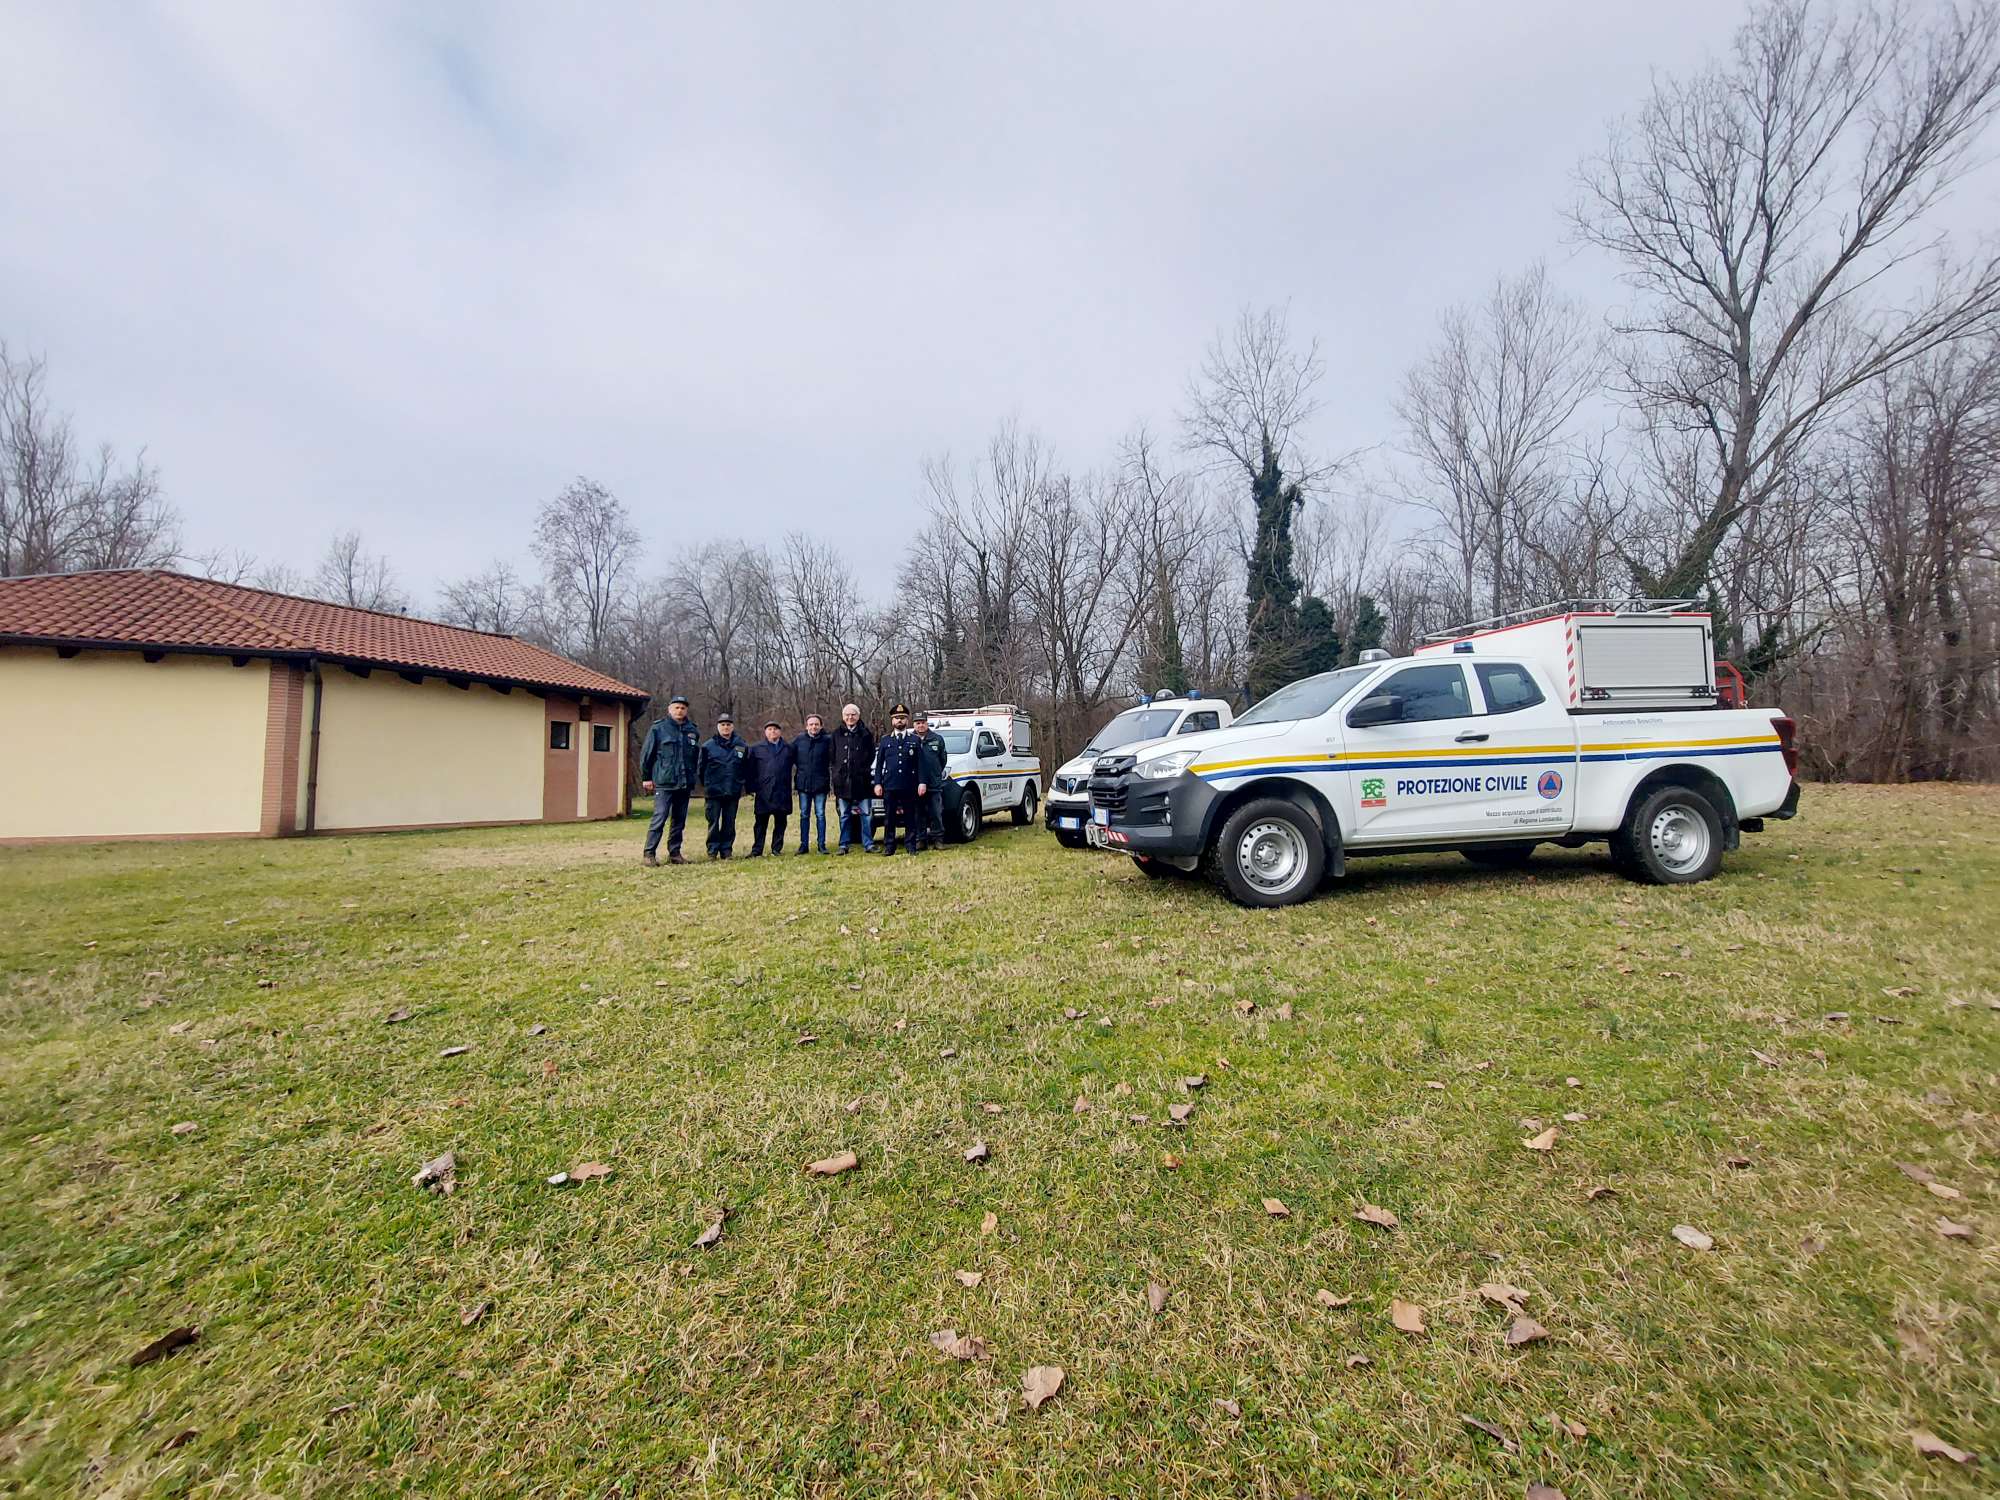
[1135,750,1201,779]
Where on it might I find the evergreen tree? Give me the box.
[1296,595,1342,676]
[1345,594,1386,664]
[1244,435,1306,701]
[1152,561,1190,695]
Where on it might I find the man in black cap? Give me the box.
[699,711,751,858]
[870,703,927,856]
[639,693,700,866]
[746,719,796,856]
[913,710,948,850]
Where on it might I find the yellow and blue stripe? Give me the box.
[1192,735,1780,782]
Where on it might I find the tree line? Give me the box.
[6,0,1996,781]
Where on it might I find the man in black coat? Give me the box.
[639,693,701,866]
[871,702,928,856]
[792,713,833,853]
[699,712,752,859]
[913,711,949,850]
[829,702,876,854]
[746,721,797,857]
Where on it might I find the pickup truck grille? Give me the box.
[1088,755,1136,814]
[1052,774,1086,796]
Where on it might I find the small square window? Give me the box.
[592,724,612,753]
[549,721,572,751]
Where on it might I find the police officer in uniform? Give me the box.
[913,711,948,850]
[639,693,700,866]
[870,703,927,856]
[700,711,752,858]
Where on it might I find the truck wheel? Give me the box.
[1462,843,1535,868]
[1012,784,1038,825]
[957,792,982,843]
[1616,784,1724,885]
[1207,798,1324,908]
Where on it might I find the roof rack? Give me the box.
[1422,598,1699,643]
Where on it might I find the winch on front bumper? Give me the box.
[1083,755,1217,859]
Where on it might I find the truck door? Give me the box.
[1463,661,1578,836]
[1343,662,1498,843]
[974,729,1013,807]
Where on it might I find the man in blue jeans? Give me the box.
[792,712,832,853]
[830,702,876,854]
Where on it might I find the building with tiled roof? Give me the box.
[0,569,648,841]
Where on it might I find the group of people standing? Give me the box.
[638,697,950,864]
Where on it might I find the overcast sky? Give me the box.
[0,0,1875,597]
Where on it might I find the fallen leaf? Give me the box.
[156,1428,198,1454]
[1935,1216,1972,1240]
[541,1058,558,1081]
[1565,1076,1582,1088]
[1911,1430,1975,1463]
[1824,1011,1851,1022]
[1314,1289,1353,1308]
[693,1219,724,1250]
[1522,1127,1560,1152]
[1354,1203,1399,1230]
[170,1121,198,1136]
[929,1327,990,1361]
[1527,1485,1568,1500]
[1063,1007,1083,1020]
[1724,1153,1752,1169]
[1549,1413,1587,1440]
[939,1047,957,1059]
[412,1151,456,1195]
[1875,1014,1907,1025]
[438,1045,470,1058]
[546,1172,570,1186]
[1506,1316,1549,1346]
[1897,1162,1936,1184]
[1585,1184,1617,1200]
[964,1140,990,1164]
[1168,1103,1194,1123]
[1750,1049,1780,1068]
[953,1269,983,1288]
[460,1300,490,1327]
[1233,999,1256,1016]
[1478,1282,1530,1309]
[806,1150,859,1176]
[1212,1397,1241,1417]
[1261,1197,1290,1219]
[167,1020,194,1036]
[1925,1182,1963,1201]
[569,1162,612,1183]
[1563,1111,1589,1123]
[1672,1224,1714,1251]
[1073,1094,1091,1115]
[130,1326,201,1368]
[795,1033,818,1046]
[1180,1075,1208,1092]
[1021,1364,1065,1410]
[1390,1299,1426,1334]
[527,1023,547,1036]
[1273,1003,1293,1020]
[1882,984,1918,998]
[1460,1413,1517,1451]
[1146,1281,1169,1314]
[845,1096,863,1114]
[1113,1082,1133,1097]
[982,1102,1003,1115]
[383,1009,411,1025]
[980,1211,998,1235]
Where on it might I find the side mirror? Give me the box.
[1346,693,1403,728]
[978,742,1002,759]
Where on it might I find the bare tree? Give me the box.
[1396,263,1600,615]
[1573,0,2000,600]
[532,477,641,663]
[438,559,528,634]
[1,345,179,576]
[310,530,407,612]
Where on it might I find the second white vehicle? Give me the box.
[1045,692,1235,847]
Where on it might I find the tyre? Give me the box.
[1206,797,1326,908]
[1461,843,1536,868]
[1616,783,1724,885]
[1013,783,1038,825]
[957,791,982,843]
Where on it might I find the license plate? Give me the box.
[1054,816,1079,830]
[1092,807,1110,826]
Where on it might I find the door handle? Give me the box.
[1454,732,1489,743]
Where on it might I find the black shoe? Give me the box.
[642,853,659,867]
[669,852,686,865]
[879,846,895,856]
[836,847,848,856]
[747,850,763,858]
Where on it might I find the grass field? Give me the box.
[1,786,1996,1498]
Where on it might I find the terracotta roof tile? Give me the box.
[0,570,647,702]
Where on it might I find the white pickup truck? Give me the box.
[1083,605,1799,906]
[1044,693,1235,847]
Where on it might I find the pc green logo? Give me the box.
[1360,776,1386,806]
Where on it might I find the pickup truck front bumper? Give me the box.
[1084,757,1216,859]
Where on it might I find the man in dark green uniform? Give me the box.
[639,693,700,866]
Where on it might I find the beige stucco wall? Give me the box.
[0,647,269,838]
[313,669,543,830]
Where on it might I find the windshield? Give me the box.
[1235,666,1376,727]
[938,730,972,754]
[1082,707,1182,755]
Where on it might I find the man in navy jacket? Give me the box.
[792,713,833,853]
[746,721,797,857]
[639,694,700,866]
[699,712,752,859]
